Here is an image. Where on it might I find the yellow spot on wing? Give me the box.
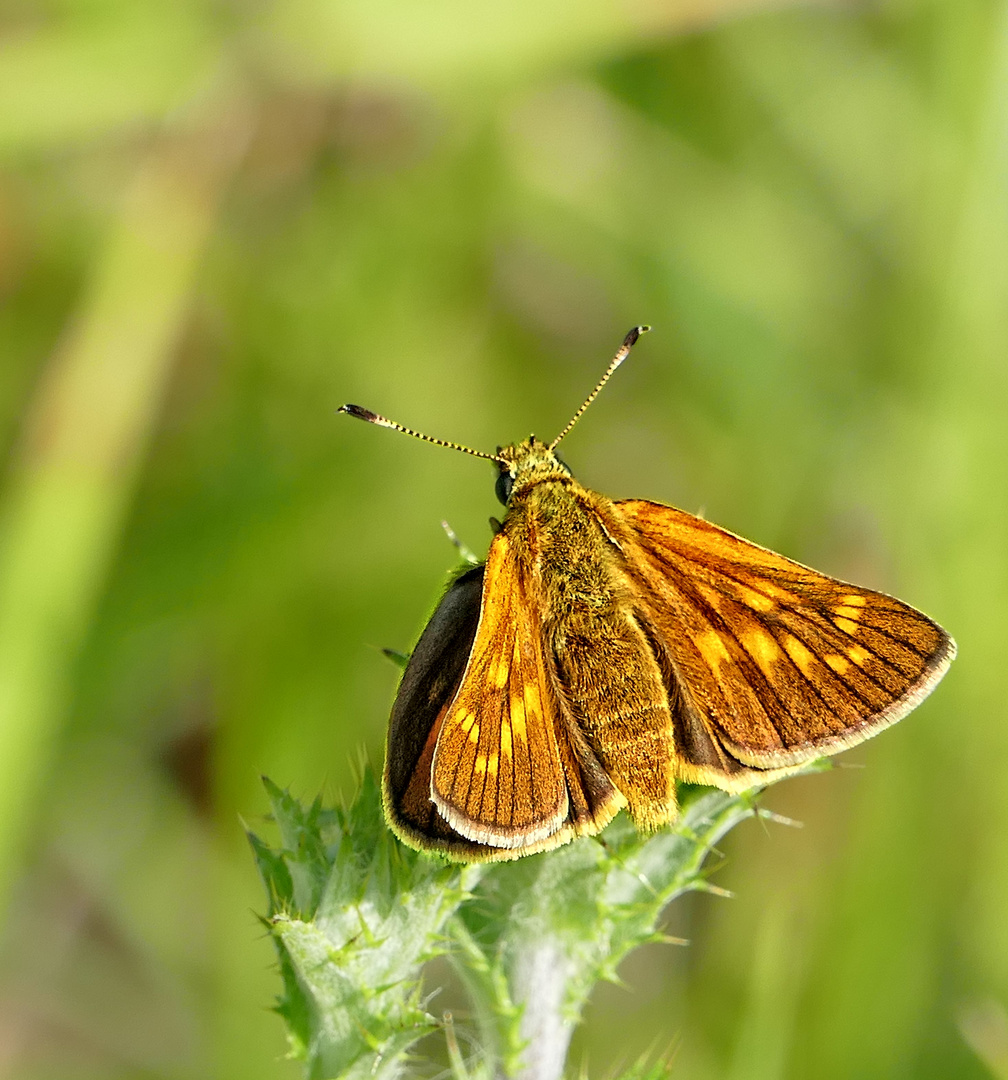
[825,653,850,675]
[511,692,527,744]
[848,645,870,666]
[834,605,862,621]
[492,658,510,689]
[468,722,481,744]
[696,582,722,611]
[841,594,866,607]
[759,580,792,602]
[459,712,476,734]
[738,584,774,612]
[743,627,781,677]
[834,617,859,635]
[475,753,487,774]
[521,679,540,731]
[501,723,512,758]
[783,634,815,679]
[486,753,498,778]
[697,630,731,675]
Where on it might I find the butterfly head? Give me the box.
[494,437,572,506]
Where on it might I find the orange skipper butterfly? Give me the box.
[340,327,955,861]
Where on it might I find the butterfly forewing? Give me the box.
[614,499,955,780]
[431,532,570,847]
[383,564,487,853]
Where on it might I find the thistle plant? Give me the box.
[249,768,811,1079]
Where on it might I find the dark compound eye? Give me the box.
[495,470,514,505]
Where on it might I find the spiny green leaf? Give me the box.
[247,828,294,912]
[255,769,478,1077]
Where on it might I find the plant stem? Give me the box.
[509,936,575,1080]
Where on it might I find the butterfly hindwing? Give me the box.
[382,564,490,855]
[613,499,956,786]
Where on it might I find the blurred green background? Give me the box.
[0,0,1004,1077]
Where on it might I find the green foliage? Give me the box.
[251,772,786,1079]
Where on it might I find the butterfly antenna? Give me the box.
[549,325,650,451]
[338,403,506,464]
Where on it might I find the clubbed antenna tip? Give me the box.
[338,402,504,463]
[339,403,383,424]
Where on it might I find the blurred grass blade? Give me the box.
[0,10,220,153]
[254,0,809,88]
[0,117,245,912]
